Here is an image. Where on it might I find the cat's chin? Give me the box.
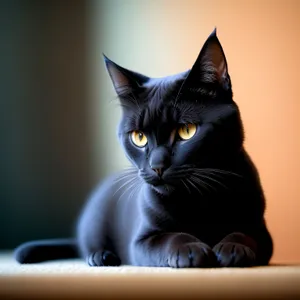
[151,184,174,196]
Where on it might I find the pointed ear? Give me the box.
[103,55,149,96]
[186,29,231,91]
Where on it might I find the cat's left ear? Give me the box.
[103,55,149,96]
[186,28,231,91]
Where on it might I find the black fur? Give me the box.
[15,29,273,268]
[14,239,78,263]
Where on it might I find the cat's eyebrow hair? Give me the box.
[123,123,136,133]
[176,104,204,124]
[122,115,140,132]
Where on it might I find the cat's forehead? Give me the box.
[121,71,205,133]
[135,72,187,130]
[142,71,188,103]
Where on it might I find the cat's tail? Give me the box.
[14,238,79,264]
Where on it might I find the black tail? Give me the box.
[14,238,79,264]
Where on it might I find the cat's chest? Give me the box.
[169,189,233,214]
[145,199,231,247]
[149,190,233,227]
[140,188,243,246]
[165,198,236,245]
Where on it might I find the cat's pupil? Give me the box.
[185,125,189,134]
[138,132,143,141]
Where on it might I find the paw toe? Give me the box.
[102,251,121,266]
[168,243,217,268]
[87,250,121,267]
[213,242,256,267]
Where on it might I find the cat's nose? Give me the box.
[149,146,170,177]
[152,168,163,176]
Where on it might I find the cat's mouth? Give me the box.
[148,176,173,195]
[151,183,175,196]
[139,167,191,195]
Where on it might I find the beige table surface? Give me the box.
[1,252,300,300]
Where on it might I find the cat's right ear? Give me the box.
[103,55,149,97]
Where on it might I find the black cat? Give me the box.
[15,29,273,268]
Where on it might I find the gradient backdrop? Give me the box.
[1,0,299,264]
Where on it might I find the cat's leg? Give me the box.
[78,217,121,267]
[78,214,120,266]
[212,228,273,267]
[133,232,217,268]
[77,180,121,267]
[79,225,121,267]
[86,250,121,267]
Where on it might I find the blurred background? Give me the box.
[0,0,299,264]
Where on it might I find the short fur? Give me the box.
[15,30,273,268]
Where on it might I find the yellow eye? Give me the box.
[178,124,197,140]
[131,131,148,147]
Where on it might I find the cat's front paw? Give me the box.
[213,242,256,267]
[167,242,217,268]
[87,250,121,267]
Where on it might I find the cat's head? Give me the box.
[104,29,244,196]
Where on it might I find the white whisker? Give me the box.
[186,178,203,197]
[113,176,137,197]
[180,179,191,194]
[194,173,228,190]
[200,168,243,178]
[190,175,213,194]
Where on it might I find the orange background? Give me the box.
[96,0,300,263]
[164,0,300,264]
